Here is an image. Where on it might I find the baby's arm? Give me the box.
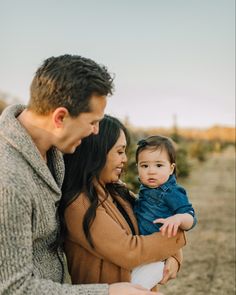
[154,213,194,238]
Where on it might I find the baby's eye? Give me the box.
[157,164,163,167]
[141,164,148,168]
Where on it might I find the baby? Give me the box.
[131,135,197,290]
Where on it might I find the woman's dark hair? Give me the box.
[56,114,134,249]
[136,135,177,176]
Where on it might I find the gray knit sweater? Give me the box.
[0,105,108,295]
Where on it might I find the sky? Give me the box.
[0,0,235,128]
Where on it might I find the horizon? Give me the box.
[0,91,235,130]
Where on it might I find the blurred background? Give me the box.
[0,0,235,294]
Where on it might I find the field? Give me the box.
[161,146,236,295]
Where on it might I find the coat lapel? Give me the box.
[100,194,139,235]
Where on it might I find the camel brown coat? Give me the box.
[65,191,186,284]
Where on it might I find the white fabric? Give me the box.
[131,261,165,290]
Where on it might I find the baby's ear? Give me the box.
[170,163,176,174]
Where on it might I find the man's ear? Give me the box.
[52,107,69,128]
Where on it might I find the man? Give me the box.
[0,54,163,294]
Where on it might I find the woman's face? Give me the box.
[99,130,127,185]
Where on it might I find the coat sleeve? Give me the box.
[65,194,186,271]
[0,185,108,295]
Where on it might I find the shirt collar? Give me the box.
[140,174,176,192]
[159,174,176,191]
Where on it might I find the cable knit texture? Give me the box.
[0,104,108,295]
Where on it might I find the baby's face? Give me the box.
[137,148,175,188]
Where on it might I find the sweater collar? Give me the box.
[0,104,64,193]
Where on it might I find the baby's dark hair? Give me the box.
[136,135,177,175]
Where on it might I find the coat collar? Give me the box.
[0,104,64,193]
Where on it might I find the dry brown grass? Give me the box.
[131,125,235,143]
[161,147,236,295]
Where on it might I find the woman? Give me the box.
[58,115,186,288]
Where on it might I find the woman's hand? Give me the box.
[109,282,163,294]
[159,256,179,285]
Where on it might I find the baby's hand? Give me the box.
[153,215,182,238]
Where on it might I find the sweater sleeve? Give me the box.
[0,185,108,295]
[65,195,186,271]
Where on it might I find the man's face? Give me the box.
[56,95,107,154]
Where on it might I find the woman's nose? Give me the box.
[122,153,127,163]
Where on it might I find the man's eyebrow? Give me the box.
[92,118,101,122]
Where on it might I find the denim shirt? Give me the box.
[134,174,197,235]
